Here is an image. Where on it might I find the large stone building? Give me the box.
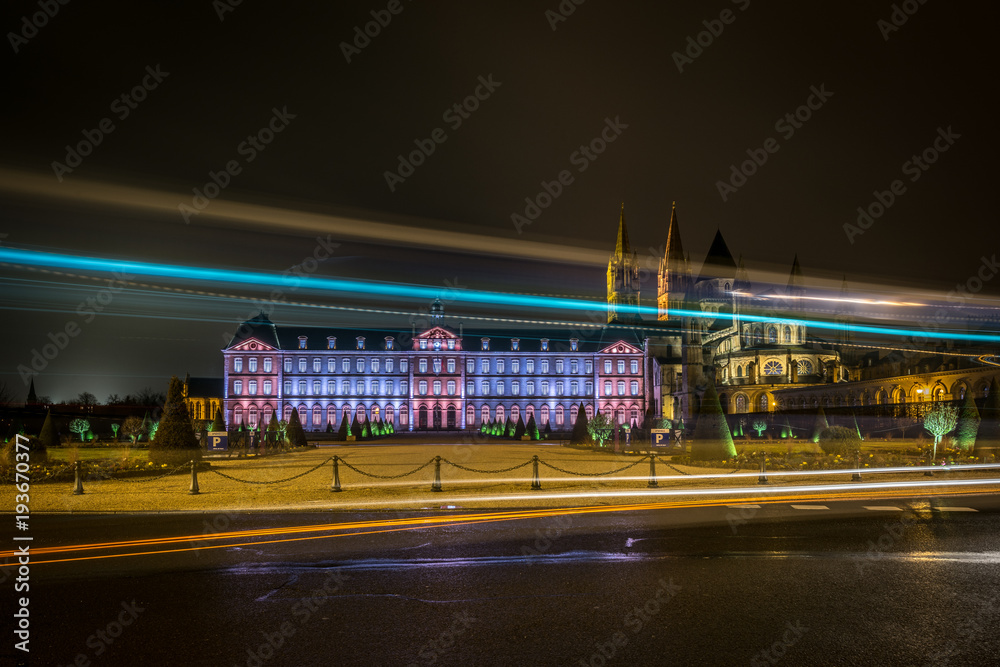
[220,203,995,431]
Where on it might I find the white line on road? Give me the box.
[726,504,761,509]
[863,506,904,511]
[790,505,829,510]
[934,507,978,512]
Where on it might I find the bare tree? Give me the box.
[76,392,99,407]
[122,416,144,444]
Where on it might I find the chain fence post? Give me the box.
[331,456,342,492]
[757,458,769,485]
[189,460,200,495]
[72,460,84,495]
[431,456,442,492]
[647,453,658,488]
[531,455,541,490]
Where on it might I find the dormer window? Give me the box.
[385,337,395,350]
[511,338,520,351]
[419,339,427,350]
[327,336,336,350]
[541,338,549,352]
[570,338,578,351]
[298,336,307,350]
[356,336,365,350]
[447,339,455,350]
[481,338,490,351]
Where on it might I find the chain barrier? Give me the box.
[336,458,435,480]
[441,459,533,474]
[208,457,333,484]
[664,462,691,476]
[118,462,191,483]
[538,456,650,477]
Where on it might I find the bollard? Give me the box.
[431,456,442,492]
[647,453,658,488]
[757,458,769,485]
[72,460,84,495]
[852,452,862,482]
[331,456,342,492]
[531,455,541,490]
[189,460,200,495]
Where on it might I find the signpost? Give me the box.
[207,431,229,451]
[651,429,670,446]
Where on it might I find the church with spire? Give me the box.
[608,202,841,425]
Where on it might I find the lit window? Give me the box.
[283,381,291,394]
[570,381,577,395]
[385,337,394,350]
[433,359,442,373]
[419,380,428,395]
[313,358,321,372]
[512,359,520,373]
[447,339,455,350]
[481,359,490,373]
[433,339,441,351]
[433,381,442,396]
[356,337,365,350]
[526,381,534,394]
[400,360,408,372]
[298,381,306,395]
[617,360,625,374]
[248,381,257,395]
[797,360,813,375]
[420,339,427,350]
[327,381,335,394]
[630,360,638,374]
[617,381,625,395]
[556,405,564,425]
[312,380,320,394]
[298,358,306,372]
[284,358,292,373]
[233,358,243,373]
[447,381,456,395]
[248,358,258,372]
[419,359,428,373]
[262,380,272,394]
[447,359,455,373]
[481,381,489,395]
[585,381,592,394]
[540,405,549,424]
[497,382,505,396]
[328,336,336,350]
[386,359,394,373]
[571,359,579,374]
[526,359,535,373]
[328,358,336,373]
[372,382,380,395]
[356,359,365,373]
[541,360,549,373]
[298,336,307,349]
[467,360,475,373]
[481,338,490,351]
[763,360,784,376]
[542,381,550,394]
[372,358,380,373]
[570,339,578,352]
[604,360,612,373]
[556,359,564,373]
[467,381,474,394]
[630,380,639,395]
[512,339,519,351]
[342,359,350,373]
[512,381,520,395]
[585,360,593,374]
[541,339,549,351]
[604,381,612,395]
[233,380,243,395]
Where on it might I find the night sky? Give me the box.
[2,0,998,402]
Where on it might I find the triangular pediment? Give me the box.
[599,340,642,354]
[228,337,276,352]
[416,326,457,339]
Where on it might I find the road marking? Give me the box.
[790,505,829,510]
[726,504,761,509]
[863,506,904,511]
[934,507,978,512]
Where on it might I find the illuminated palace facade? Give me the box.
[222,308,648,431]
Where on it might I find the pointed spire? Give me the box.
[613,202,631,257]
[697,229,737,282]
[26,378,37,405]
[787,254,805,294]
[664,201,685,265]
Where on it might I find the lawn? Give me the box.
[47,446,150,463]
[731,439,925,456]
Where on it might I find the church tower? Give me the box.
[607,204,641,324]
[657,202,690,321]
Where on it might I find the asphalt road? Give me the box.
[4,494,1000,667]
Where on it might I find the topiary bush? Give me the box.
[818,426,861,456]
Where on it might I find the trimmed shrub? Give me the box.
[38,410,59,449]
[570,403,591,445]
[954,393,980,451]
[810,406,829,443]
[286,407,308,448]
[149,376,201,466]
[338,414,350,440]
[818,426,861,456]
[690,384,736,460]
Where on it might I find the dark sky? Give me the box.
[2,1,998,401]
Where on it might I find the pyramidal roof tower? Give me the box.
[697,229,737,283]
[607,203,641,324]
[657,202,690,320]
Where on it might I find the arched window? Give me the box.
[763,360,783,376]
[356,405,366,420]
[736,365,743,378]
[525,404,535,421]
[540,404,549,425]
[466,405,475,427]
[400,405,408,426]
[753,327,762,345]
[616,407,626,425]
[760,395,768,411]
[263,404,273,426]
[511,405,520,422]
[312,406,321,427]
[797,360,813,375]
[585,404,594,420]
[783,326,791,343]
[555,405,564,426]
[481,405,491,424]
[767,327,777,344]
[233,405,243,426]
[496,405,505,423]
[570,404,578,424]
[735,395,746,413]
[248,405,259,428]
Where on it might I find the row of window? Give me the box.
[231,378,643,398]
[729,359,814,379]
[293,335,585,353]
[231,401,642,429]
[743,325,800,346]
[231,356,641,376]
